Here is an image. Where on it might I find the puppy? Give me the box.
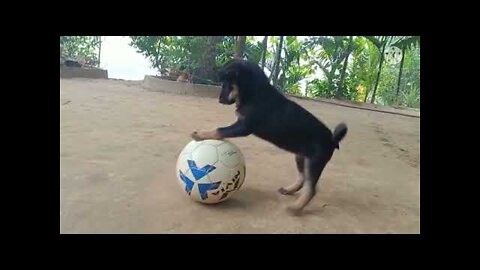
[176,71,190,83]
[191,59,348,215]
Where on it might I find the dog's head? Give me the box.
[217,58,269,105]
[218,61,240,105]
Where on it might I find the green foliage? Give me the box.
[215,36,236,66]
[278,37,315,93]
[283,64,314,94]
[377,67,399,106]
[244,37,263,64]
[130,36,207,75]
[126,36,420,108]
[401,82,420,108]
[282,36,419,107]
[391,36,420,51]
[130,36,263,81]
[303,36,355,95]
[373,40,420,107]
[401,46,420,92]
[306,79,333,98]
[60,36,100,65]
[264,36,279,73]
[347,37,376,101]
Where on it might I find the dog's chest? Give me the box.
[235,104,246,120]
[235,109,245,119]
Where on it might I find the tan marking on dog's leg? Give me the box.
[278,176,304,195]
[279,154,305,195]
[191,129,223,141]
[287,185,315,216]
[286,157,319,215]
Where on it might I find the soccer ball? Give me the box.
[176,139,246,204]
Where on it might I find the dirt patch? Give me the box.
[372,123,419,168]
[60,78,420,233]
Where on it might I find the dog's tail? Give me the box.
[332,122,348,150]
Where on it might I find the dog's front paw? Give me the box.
[278,187,295,196]
[191,131,203,141]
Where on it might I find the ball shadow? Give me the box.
[204,188,273,210]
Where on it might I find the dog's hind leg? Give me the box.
[278,154,305,195]
[287,155,328,215]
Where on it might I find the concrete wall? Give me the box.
[143,75,220,98]
[60,66,108,79]
[142,75,419,118]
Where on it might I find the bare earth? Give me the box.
[60,79,420,234]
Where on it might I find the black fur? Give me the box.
[216,59,347,157]
[198,59,348,213]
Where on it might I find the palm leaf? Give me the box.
[363,36,382,48]
[391,36,420,51]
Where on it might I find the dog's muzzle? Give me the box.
[219,95,235,105]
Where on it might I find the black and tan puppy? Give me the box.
[191,59,348,215]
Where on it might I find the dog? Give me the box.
[176,71,191,83]
[191,59,348,215]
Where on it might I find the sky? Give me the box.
[99,36,158,80]
[99,36,323,93]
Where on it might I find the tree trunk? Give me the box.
[371,36,388,104]
[336,36,353,99]
[272,36,284,87]
[326,45,340,95]
[327,66,337,95]
[97,36,102,67]
[198,36,221,81]
[278,72,286,90]
[261,36,268,70]
[395,46,406,103]
[234,36,247,58]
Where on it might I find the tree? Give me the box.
[360,38,380,102]
[337,35,354,98]
[304,36,354,97]
[366,36,390,104]
[382,44,420,108]
[359,36,420,107]
[390,36,420,102]
[97,36,102,67]
[130,36,216,81]
[215,36,236,66]
[271,36,284,86]
[303,35,419,106]
[127,36,419,107]
[278,36,314,94]
[197,36,222,81]
[244,37,263,65]
[234,36,246,58]
[130,36,185,75]
[130,36,263,84]
[259,36,313,94]
[60,36,100,66]
[260,36,268,70]
[396,46,406,102]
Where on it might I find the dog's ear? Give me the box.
[218,68,226,81]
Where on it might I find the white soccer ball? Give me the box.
[176,139,246,204]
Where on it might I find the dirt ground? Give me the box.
[60,78,420,234]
